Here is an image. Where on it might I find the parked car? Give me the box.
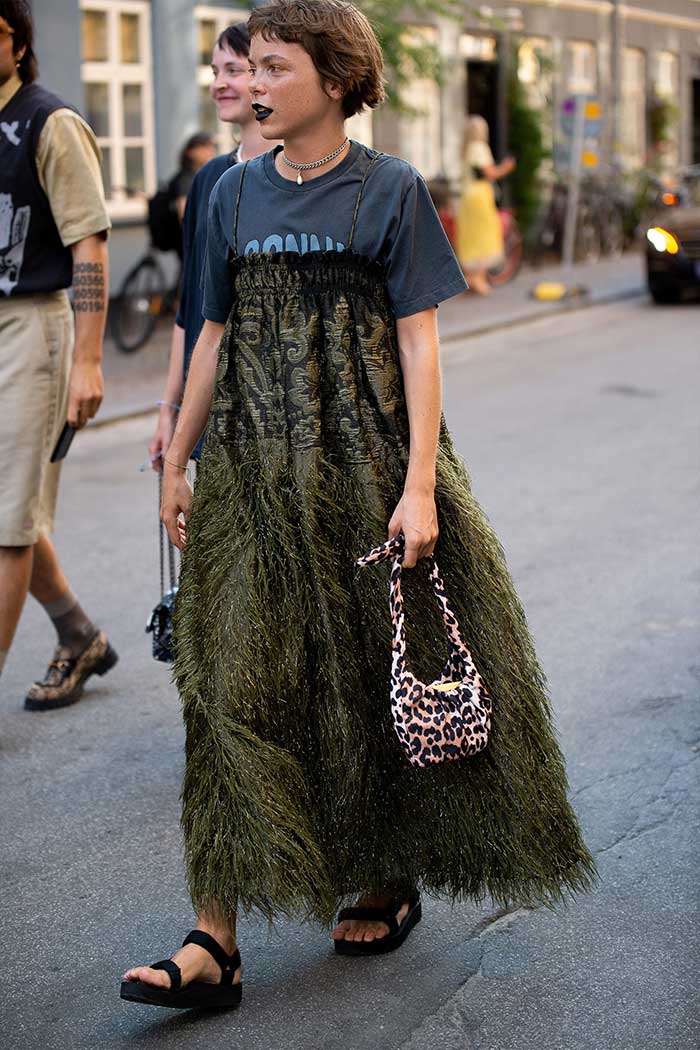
[645,167,700,303]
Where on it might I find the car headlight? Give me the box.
[646,227,679,254]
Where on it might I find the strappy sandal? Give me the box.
[334,891,422,956]
[120,930,242,1010]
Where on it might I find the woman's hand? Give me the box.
[161,462,193,550]
[149,408,178,472]
[388,486,439,568]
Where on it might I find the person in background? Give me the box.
[170,132,217,224]
[456,115,515,296]
[148,22,278,470]
[0,0,117,708]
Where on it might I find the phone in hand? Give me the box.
[50,422,77,463]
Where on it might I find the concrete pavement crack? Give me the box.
[594,751,699,857]
[398,905,537,1049]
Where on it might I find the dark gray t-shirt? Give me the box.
[202,141,467,323]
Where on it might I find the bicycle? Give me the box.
[111,248,180,354]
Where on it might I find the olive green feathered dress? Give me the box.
[173,160,595,928]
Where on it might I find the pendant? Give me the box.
[296,172,303,186]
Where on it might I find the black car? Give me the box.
[645,168,700,303]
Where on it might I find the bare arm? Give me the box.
[149,323,186,471]
[160,319,225,548]
[388,307,442,568]
[69,233,109,428]
[482,157,516,182]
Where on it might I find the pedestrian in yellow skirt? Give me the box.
[457,116,515,296]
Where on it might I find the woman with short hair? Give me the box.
[122,0,593,1012]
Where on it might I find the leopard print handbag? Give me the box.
[356,535,492,768]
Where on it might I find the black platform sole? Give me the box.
[334,897,422,956]
[24,643,119,711]
[120,977,242,1010]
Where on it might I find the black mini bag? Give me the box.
[146,472,179,663]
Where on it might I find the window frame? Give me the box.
[398,25,442,180]
[620,45,647,169]
[80,0,156,221]
[565,40,598,97]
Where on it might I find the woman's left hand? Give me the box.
[388,487,439,568]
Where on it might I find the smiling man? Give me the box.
[148,22,276,468]
[122,0,593,1014]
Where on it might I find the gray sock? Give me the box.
[42,590,97,656]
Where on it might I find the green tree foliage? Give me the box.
[357,1,463,109]
[507,62,548,234]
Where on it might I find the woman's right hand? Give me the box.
[161,462,193,550]
[148,408,178,472]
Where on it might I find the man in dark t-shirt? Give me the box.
[148,22,277,466]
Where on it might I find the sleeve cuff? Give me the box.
[202,306,229,324]
[393,276,468,319]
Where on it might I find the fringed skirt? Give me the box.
[174,251,595,927]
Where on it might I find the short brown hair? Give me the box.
[248,0,385,119]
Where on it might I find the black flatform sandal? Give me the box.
[120,930,242,1010]
[334,891,422,956]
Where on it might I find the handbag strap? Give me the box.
[157,471,178,598]
[356,535,468,676]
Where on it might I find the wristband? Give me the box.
[157,400,181,411]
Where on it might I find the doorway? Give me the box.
[466,59,498,147]
[692,79,700,164]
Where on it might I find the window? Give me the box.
[459,35,497,62]
[565,41,597,96]
[519,38,553,153]
[651,51,679,170]
[80,1,155,218]
[195,6,248,152]
[398,27,441,179]
[621,47,646,168]
[652,51,678,99]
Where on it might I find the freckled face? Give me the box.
[209,44,254,126]
[248,37,342,140]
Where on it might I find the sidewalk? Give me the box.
[96,251,646,427]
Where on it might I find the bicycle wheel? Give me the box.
[574,211,601,264]
[112,254,166,353]
[601,208,625,257]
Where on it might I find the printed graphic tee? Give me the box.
[202,141,467,323]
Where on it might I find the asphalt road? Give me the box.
[1,296,698,1050]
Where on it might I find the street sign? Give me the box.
[557,95,602,172]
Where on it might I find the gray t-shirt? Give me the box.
[202,141,467,323]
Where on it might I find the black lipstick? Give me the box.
[252,103,273,122]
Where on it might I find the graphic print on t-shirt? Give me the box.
[244,233,346,255]
[0,193,31,295]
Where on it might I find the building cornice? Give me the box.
[513,0,700,30]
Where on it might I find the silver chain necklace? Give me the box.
[281,137,349,185]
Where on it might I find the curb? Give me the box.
[91,282,647,430]
[440,283,647,345]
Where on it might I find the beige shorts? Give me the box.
[0,291,73,546]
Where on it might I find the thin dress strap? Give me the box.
[347,151,382,250]
[232,160,249,257]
